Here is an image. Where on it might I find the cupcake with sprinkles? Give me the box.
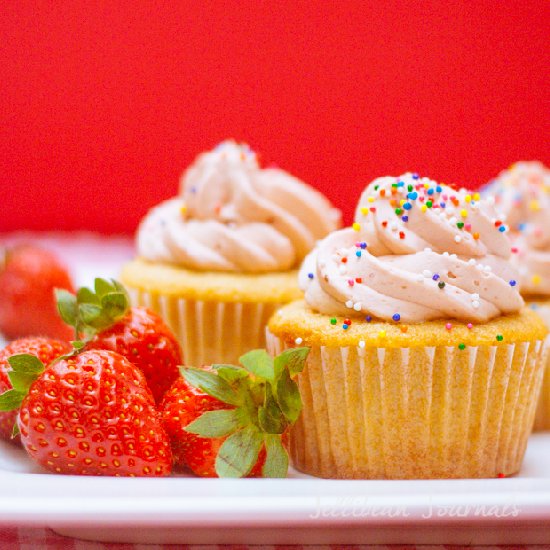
[267,173,547,479]
[121,140,341,365]
[486,161,550,430]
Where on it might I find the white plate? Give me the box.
[0,233,549,545]
[0,435,549,545]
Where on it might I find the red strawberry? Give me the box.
[0,348,172,476]
[0,337,71,442]
[0,245,74,341]
[160,347,309,478]
[56,278,181,403]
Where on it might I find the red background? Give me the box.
[0,1,548,233]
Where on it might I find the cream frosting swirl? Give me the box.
[300,173,523,323]
[486,161,550,295]
[137,141,341,273]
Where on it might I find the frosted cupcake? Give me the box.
[267,173,547,479]
[487,161,550,430]
[121,141,341,365]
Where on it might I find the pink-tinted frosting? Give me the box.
[301,174,523,323]
[137,141,341,273]
[487,161,550,295]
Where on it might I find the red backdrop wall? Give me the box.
[1,1,548,233]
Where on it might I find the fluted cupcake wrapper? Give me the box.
[129,289,283,366]
[267,330,546,479]
[530,302,550,431]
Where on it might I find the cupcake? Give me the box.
[267,173,547,479]
[486,161,550,430]
[121,141,341,365]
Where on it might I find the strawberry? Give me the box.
[0,338,72,442]
[56,278,181,403]
[160,347,309,478]
[0,348,172,476]
[0,244,74,341]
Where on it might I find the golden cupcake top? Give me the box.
[300,173,523,323]
[268,300,547,349]
[137,140,341,273]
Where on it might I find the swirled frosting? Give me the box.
[486,161,550,295]
[137,141,341,273]
[300,173,523,323]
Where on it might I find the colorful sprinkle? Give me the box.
[330,318,337,325]
[496,334,504,342]
[307,272,314,279]
[445,323,452,331]
[509,280,516,287]
[365,315,372,322]
[352,222,361,231]
[458,343,466,350]
[392,313,401,322]
[467,323,473,330]
[438,281,446,289]
[295,338,303,345]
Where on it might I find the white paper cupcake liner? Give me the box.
[129,289,283,366]
[267,330,545,479]
[530,302,550,431]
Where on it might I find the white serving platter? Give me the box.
[0,435,550,545]
[0,233,549,545]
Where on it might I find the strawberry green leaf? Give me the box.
[112,279,130,295]
[274,347,310,378]
[258,384,287,434]
[7,354,45,375]
[71,340,86,350]
[77,287,99,305]
[8,371,36,393]
[239,350,274,381]
[11,421,20,438]
[180,367,241,406]
[100,292,128,320]
[263,434,289,478]
[94,278,116,299]
[212,364,249,383]
[78,303,103,325]
[185,408,244,438]
[55,289,78,327]
[0,389,25,412]
[215,425,264,478]
[275,368,302,423]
